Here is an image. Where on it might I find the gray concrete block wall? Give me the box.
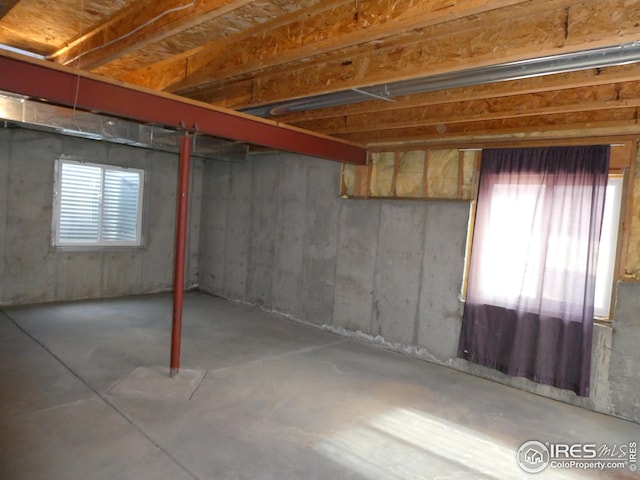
[246,159,278,308]
[139,146,178,294]
[609,281,640,422]
[5,127,637,423]
[4,131,61,304]
[54,252,103,300]
[301,160,341,326]
[2,130,635,422]
[270,158,307,318]
[333,201,380,333]
[590,323,614,413]
[0,134,7,302]
[0,129,201,305]
[222,162,251,300]
[198,161,229,293]
[417,202,469,360]
[199,151,640,424]
[199,155,467,345]
[188,158,204,287]
[372,202,426,344]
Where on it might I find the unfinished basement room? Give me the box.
[2,1,640,479]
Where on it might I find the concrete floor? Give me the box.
[1,292,638,480]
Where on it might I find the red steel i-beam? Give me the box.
[170,132,191,376]
[0,51,367,164]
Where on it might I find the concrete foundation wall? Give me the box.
[199,152,640,424]
[0,129,201,305]
[2,130,637,424]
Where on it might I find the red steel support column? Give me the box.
[170,132,191,376]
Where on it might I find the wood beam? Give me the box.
[179,0,640,109]
[366,136,640,152]
[48,0,254,69]
[293,82,640,134]
[335,108,640,146]
[122,0,536,92]
[0,51,366,164]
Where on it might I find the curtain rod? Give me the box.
[459,143,626,151]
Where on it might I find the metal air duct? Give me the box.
[0,91,248,161]
[243,41,640,117]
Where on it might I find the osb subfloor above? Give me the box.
[2,0,640,147]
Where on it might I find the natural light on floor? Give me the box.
[315,407,589,479]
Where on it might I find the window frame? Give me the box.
[460,162,628,322]
[52,157,145,248]
[593,174,625,319]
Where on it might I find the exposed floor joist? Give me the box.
[166,0,640,108]
[119,0,531,93]
[293,82,640,134]
[272,64,640,125]
[49,0,256,68]
[338,108,640,146]
[2,0,640,147]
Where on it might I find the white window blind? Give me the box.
[54,159,144,246]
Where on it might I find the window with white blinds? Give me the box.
[53,159,144,246]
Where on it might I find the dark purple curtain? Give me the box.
[458,146,609,396]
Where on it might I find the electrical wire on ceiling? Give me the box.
[64,0,196,131]
[71,0,85,133]
[49,0,197,65]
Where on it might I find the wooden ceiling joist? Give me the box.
[121,0,532,93]
[171,0,640,110]
[337,108,640,146]
[293,82,640,134]
[48,0,255,69]
[272,64,640,125]
[3,0,640,147]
